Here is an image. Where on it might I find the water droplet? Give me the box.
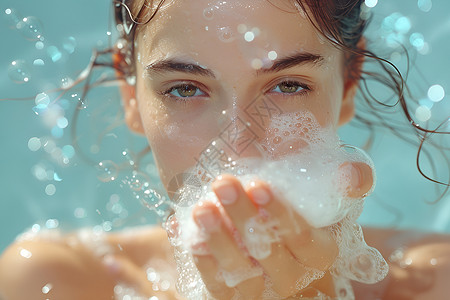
[415,105,431,122]
[218,26,234,42]
[394,16,411,34]
[35,92,50,106]
[57,117,68,128]
[364,0,378,8]
[45,184,56,196]
[96,160,119,182]
[203,7,214,20]
[42,283,53,294]
[418,0,432,12]
[427,84,445,102]
[244,31,255,42]
[16,16,43,41]
[8,60,31,83]
[268,50,277,60]
[35,41,44,50]
[33,59,45,66]
[20,248,32,259]
[28,137,41,151]
[45,219,59,229]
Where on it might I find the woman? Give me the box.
[1,0,449,299]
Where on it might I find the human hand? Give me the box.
[190,162,373,299]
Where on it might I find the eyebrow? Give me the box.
[256,52,324,75]
[145,59,216,78]
[145,51,324,78]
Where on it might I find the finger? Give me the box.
[193,254,235,300]
[339,161,374,199]
[247,181,338,271]
[102,254,177,298]
[212,176,311,297]
[193,202,265,298]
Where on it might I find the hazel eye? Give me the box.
[168,84,205,98]
[271,81,308,94]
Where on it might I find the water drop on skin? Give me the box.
[218,26,234,42]
[8,60,31,83]
[203,7,214,20]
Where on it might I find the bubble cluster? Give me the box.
[96,160,119,182]
[8,60,31,83]
[16,16,43,41]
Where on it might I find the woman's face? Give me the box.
[125,0,356,190]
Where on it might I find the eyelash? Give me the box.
[159,80,311,101]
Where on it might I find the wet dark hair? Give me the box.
[110,0,449,199]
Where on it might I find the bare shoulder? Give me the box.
[0,226,177,300]
[0,235,115,299]
[354,227,450,300]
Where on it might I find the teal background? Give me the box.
[1,0,449,252]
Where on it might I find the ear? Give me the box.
[338,38,366,127]
[114,51,145,135]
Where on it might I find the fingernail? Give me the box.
[250,187,271,205]
[350,164,362,191]
[194,207,220,232]
[190,241,211,256]
[213,178,238,205]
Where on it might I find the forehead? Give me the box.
[136,0,339,66]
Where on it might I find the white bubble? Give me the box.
[28,137,41,151]
[62,145,75,158]
[33,59,45,66]
[74,207,87,218]
[418,0,432,12]
[395,16,411,34]
[35,92,50,106]
[427,84,445,102]
[237,24,247,34]
[415,106,431,122]
[409,32,424,49]
[268,50,277,60]
[364,0,378,8]
[35,41,44,50]
[45,184,56,196]
[57,117,68,128]
[244,31,255,42]
[45,219,59,228]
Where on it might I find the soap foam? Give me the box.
[167,111,388,299]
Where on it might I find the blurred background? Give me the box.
[1,0,449,252]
